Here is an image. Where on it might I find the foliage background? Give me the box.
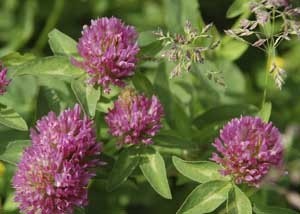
[0,0,300,213]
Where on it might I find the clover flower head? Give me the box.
[72,17,139,93]
[30,104,101,159]
[105,88,164,146]
[211,116,283,187]
[13,104,102,214]
[0,63,11,95]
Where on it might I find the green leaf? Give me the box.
[191,123,221,144]
[139,147,172,199]
[253,204,299,214]
[163,0,205,32]
[258,102,272,122]
[169,99,191,137]
[72,77,101,117]
[0,104,28,131]
[217,60,246,95]
[3,192,19,212]
[227,185,252,214]
[180,0,205,29]
[37,77,76,115]
[218,39,248,61]
[132,71,154,96]
[71,77,88,114]
[107,146,140,191]
[10,56,84,79]
[153,63,191,136]
[226,0,249,18]
[172,156,227,183]
[96,99,113,113]
[193,60,225,93]
[163,0,181,32]
[48,29,78,56]
[86,84,101,117]
[153,63,173,127]
[193,104,258,129]
[0,140,30,165]
[139,40,162,57]
[154,130,195,148]
[177,180,232,214]
[36,86,61,118]
[138,31,158,47]
[1,52,35,66]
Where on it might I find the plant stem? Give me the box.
[261,49,272,108]
[261,7,277,108]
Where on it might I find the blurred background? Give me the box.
[0,0,300,213]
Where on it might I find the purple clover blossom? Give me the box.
[211,116,283,187]
[0,63,11,95]
[105,88,164,146]
[72,17,140,93]
[13,104,102,214]
[30,104,101,159]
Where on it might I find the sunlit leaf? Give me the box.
[0,140,30,165]
[163,0,205,32]
[177,180,232,214]
[0,103,28,131]
[172,156,228,183]
[10,56,84,79]
[218,39,249,61]
[227,185,252,214]
[71,76,100,117]
[226,0,249,18]
[1,52,35,66]
[140,147,172,199]
[258,102,272,122]
[48,29,78,56]
[86,84,101,117]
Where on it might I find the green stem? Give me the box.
[261,5,279,109]
[261,50,272,108]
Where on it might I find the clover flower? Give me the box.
[13,104,102,214]
[0,63,11,95]
[105,88,164,146]
[72,17,139,93]
[30,104,101,159]
[211,116,283,187]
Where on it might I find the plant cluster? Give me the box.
[225,0,300,89]
[0,0,299,213]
